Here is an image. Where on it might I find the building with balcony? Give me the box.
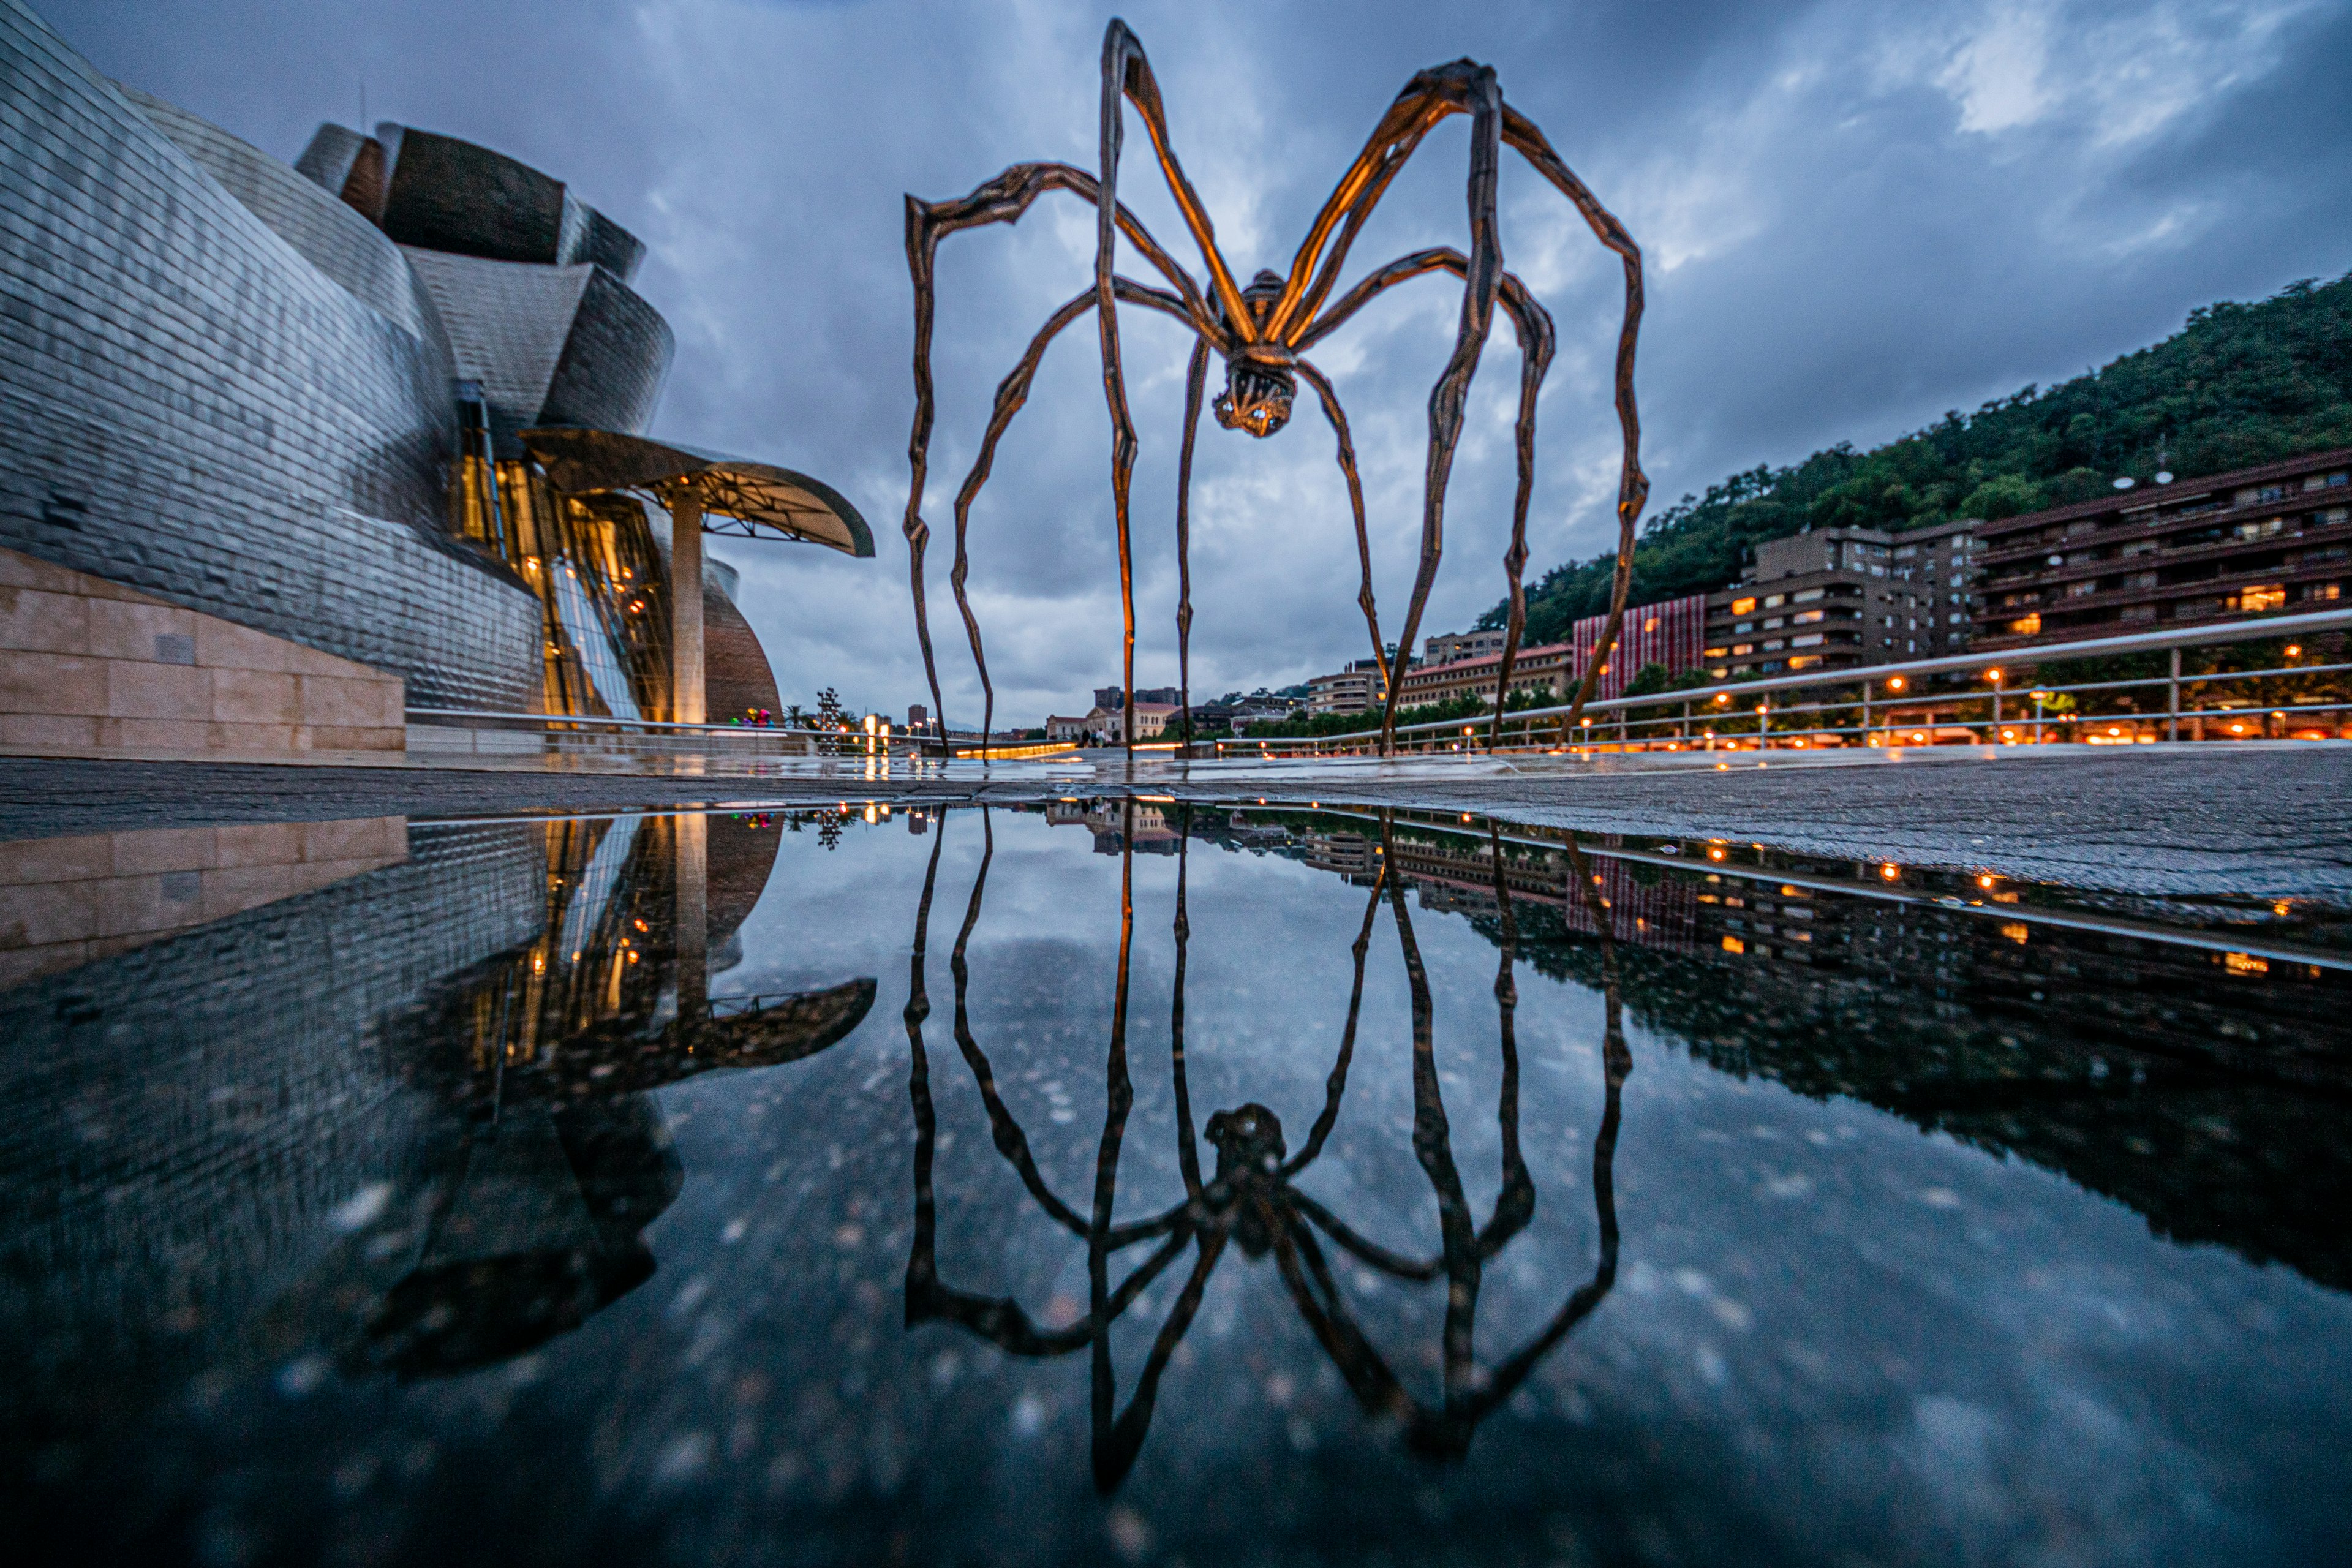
[1703,519,1977,679]
[1972,450,2351,651]
[1307,658,1391,714]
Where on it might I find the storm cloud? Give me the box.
[45,0,2352,725]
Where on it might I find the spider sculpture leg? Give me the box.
[1098,22,1272,754]
[946,279,1194,748]
[1298,251,1553,751]
[1175,342,1208,748]
[904,162,1221,750]
[1274,72,1645,750]
[1381,822,1486,1426]
[1292,361,1392,709]
[1169,810,1204,1195]
[1340,70,1507,754]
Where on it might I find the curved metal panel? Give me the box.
[119,86,453,361]
[0,6,541,710]
[521,428,877,558]
[540,267,674,435]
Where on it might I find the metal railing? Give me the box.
[404,707,916,761]
[1214,606,2352,756]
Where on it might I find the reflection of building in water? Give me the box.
[0,818,409,989]
[1042,799,1182,856]
[1300,830,1379,883]
[0,810,870,1461]
[1381,830,1701,954]
[1446,844,2352,1295]
[0,821,545,1469]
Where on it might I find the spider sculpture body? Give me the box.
[903,18,1649,755]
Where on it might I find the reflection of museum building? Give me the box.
[1,4,868,749]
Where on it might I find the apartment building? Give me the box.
[1393,642,1573,707]
[1973,449,2351,651]
[1306,658,1390,714]
[1423,628,1509,665]
[1703,519,1977,679]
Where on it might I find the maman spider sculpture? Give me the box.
[900,805,1629,1488]
[902,18,1649,755]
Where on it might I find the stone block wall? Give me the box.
[0,546,405,752]
[0,2,540,711]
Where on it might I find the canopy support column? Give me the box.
[671,488,705,726]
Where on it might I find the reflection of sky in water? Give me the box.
[4,809,2347,1566]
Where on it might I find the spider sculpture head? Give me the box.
[1212,273,1297,439]
[1205,1101,1289,1256]
[1212,356,1295,439]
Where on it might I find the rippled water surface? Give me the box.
[4,802,2350,1566]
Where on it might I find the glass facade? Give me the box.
[451,432,674,719]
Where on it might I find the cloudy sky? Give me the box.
[50,0,2352,725]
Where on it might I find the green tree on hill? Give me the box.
[1487,273,2352,646]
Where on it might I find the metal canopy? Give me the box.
[521,426,875,558]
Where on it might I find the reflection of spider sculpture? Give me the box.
[901,806,1630,1490]
[903,20,1649,754]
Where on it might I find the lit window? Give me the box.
[2239,584,2287,612]
[1731,597,1757,615]
[2009,613,2042,635]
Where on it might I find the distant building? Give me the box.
[1307,658,1389,714]
[1703,519,1977,679]
[1390,594,1705,709]
[1423,628,1508,665]
[1395,642,1572,707]
[1045,714,1091,742]
[1973,449,2350,651]
[1570,594,1708,701]
[907,704,929,730]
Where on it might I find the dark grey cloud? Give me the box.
[44,0,2352,725]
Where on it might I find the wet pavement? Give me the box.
[2,799,2349,1565]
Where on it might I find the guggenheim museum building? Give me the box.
[1,0,870,752]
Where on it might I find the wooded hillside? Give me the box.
[1485,273,2352,646]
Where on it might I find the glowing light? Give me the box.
[1887,677,1906,692]
[1879,864,1900,881]
[1978,874,1996,889]
[1722,935,1745,954]
[1707,846,1727,861]
[2224,952,2269,975]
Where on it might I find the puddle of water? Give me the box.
[2,803,2348,1566]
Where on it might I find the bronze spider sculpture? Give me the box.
[902,18,1649,755]
[900,805,1629,1488]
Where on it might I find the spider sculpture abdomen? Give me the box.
[902,19,1648,758]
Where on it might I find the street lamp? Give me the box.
[1983,666,2004,734]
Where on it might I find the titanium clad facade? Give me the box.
[0,1,541,710]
